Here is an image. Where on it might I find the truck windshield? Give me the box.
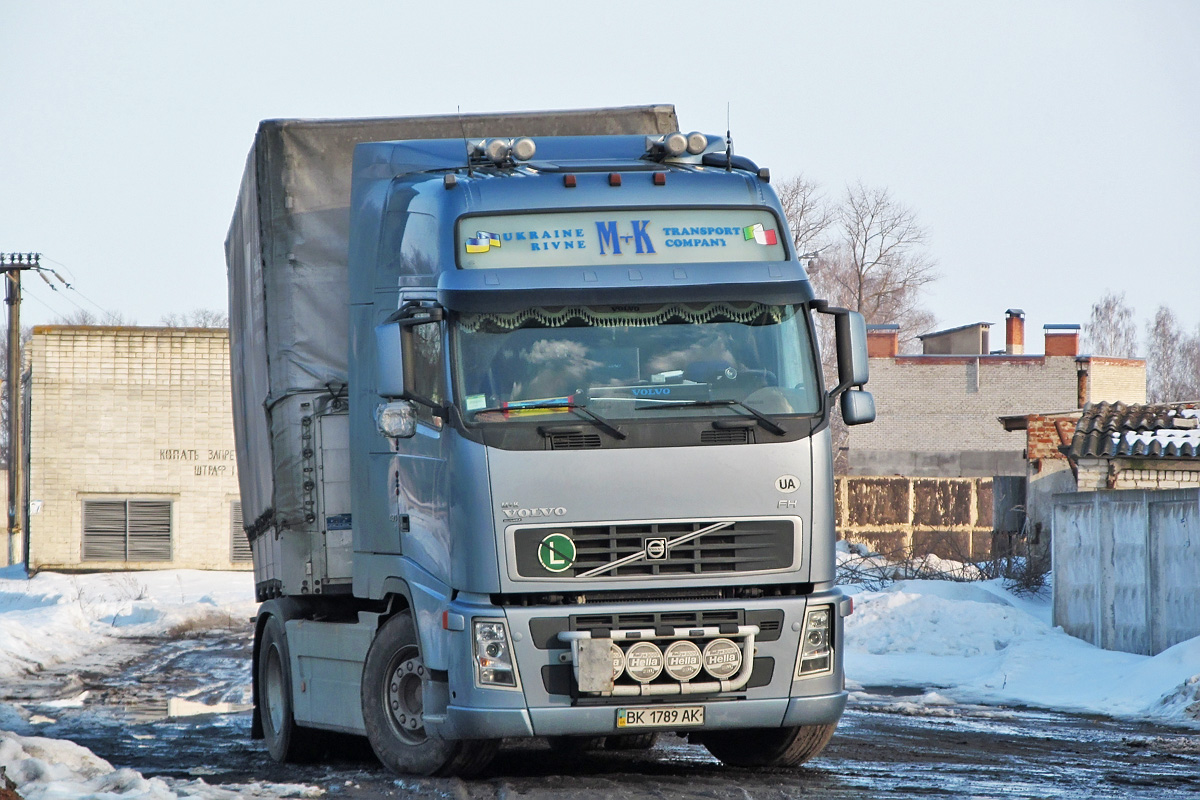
[454,302,821,423]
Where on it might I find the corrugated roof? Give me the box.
[1067,401,1200,459]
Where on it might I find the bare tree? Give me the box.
[1146,306,1200,402]
[775,174,835,259]
[160,308,229,328]
[777,177,938,349]
[1081,291,1139,358]
[54,308,137,326]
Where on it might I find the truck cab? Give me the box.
[230,116,874,777]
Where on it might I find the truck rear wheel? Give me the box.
[700,723,837,768]
[362,611,498,777]
[257,614,317,762]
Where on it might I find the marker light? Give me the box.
[685,131,708,154]
[474,620,518,687]
[511,137,536,161]
[663,132,688,157]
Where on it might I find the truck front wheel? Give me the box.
[257,614,316,762]
[362,611,498,777]
[700,723,837,768]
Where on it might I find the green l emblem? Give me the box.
[538,532,576,573]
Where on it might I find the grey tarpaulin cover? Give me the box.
[225,106,680,540]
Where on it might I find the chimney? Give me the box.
[1005,309,1025,354]
[866,324,899,358]
[1044,324,1080,357]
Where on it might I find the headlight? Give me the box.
[474,620,518,688]
[796,605,833,678]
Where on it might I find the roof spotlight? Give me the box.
[485,138,510,164]
[663,132,688,157]
[685,131,708,155]
[511,137,536,161]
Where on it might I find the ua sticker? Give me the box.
[538,532,577,572]
[776,474,800,493]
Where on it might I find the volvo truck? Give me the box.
[225,105,875,778]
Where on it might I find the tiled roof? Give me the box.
[1067,401,1200,459]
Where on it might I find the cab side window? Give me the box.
[408,320,445,425]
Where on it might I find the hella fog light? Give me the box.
[685,131,708,154]
[664,640,703,681]
[624,641,664,683]
[474,619,519,688]
[702,638,742,679]
[609,642,627,680]
[796,606,833,677]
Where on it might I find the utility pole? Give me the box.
[2,252,37,567]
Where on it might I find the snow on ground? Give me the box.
[0,566,309,799]
[841,563,1200,728]
[1,560,1198,798]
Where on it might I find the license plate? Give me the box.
[616,705,705,729]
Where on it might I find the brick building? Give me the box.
[840,309,1146,560]
[847,310,1146,478]
[27,327,249,572]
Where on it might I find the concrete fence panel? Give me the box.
[1053,488,1200,655]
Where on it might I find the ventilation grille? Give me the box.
[83,499,172,562]
[513,519,795,579]
[701,428,751,444]
[549,432,602,450]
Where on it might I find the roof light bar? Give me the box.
[467,137,536,165]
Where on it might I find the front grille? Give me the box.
[512,518,795,579]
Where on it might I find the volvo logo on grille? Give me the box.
[645,537,668,560]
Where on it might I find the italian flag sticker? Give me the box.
[743,223,778,245]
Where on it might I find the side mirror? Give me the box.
[375,321,406,398]
[840,389,876,425]
[835,310,870,389]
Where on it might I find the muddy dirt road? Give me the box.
[5,627,1198,799]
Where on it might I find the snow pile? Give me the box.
[0,729,321,799]
[844,577,1200,727]
[0,567,258,681]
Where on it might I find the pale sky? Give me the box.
[2,1,1197,352]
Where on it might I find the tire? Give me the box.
[604,732,658,750]
[361,611,498,777]
[700,723,838,768]
[257,614,318,762]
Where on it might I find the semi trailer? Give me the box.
[225,105,875,777]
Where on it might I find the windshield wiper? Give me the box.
[635,398,786,436]
[470,400,626,440]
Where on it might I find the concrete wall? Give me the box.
[28,327,247,572]
[1052,488,1200,655]
[836,475,996,560]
